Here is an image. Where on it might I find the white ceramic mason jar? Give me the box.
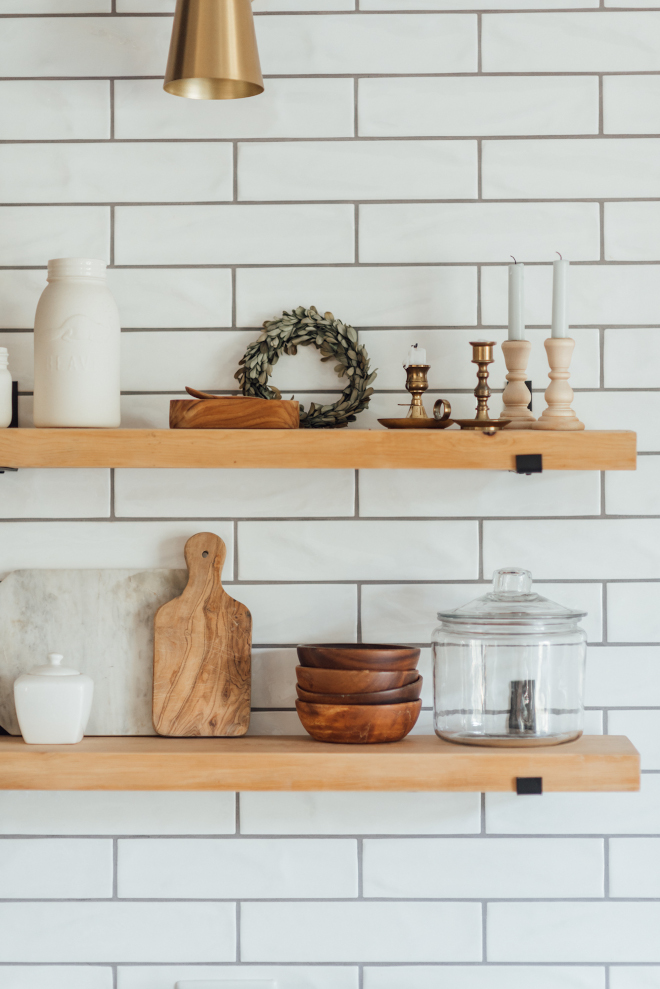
[433,569,587,747]
[0,347,12,427]
[14,653,94,744]
[33,257,121,427]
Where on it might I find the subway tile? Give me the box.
[0,521,233,579]
[0,791,236,835]
[359,76,599,137]
[486,774,660,834]
[251,648,298,708]
[115,468,354,518]
[0,274,44,331]
[360,203,600,263]
[247,710,307,735]
[0,16,171,77]
[257,14,477,74]
[604,328,660,388]
[609,711,660,770]
[0,969,113,989]
[0,839,112,898]
[0,207,109,267]
[236,266,477,328]
[241,901,482,962]
[108,269,232,329]
[120,330,253,392]
[238,141,477,201]
[364,967,605,989]
[610,838,660,897]
[571,390,660,453]
[230,585,358,644]
[608,584,660,643]
[484,519,660,580]
[364,838,604,899]
[240,791,481,834]
[118,0,355,6]
[119,394,176,429]
[484,139,660,200]
[606,202,660,260]
[606,456,660,515]
[0,143,232,204]
[0,468,110,519]
[117,967,359,989]
[480,265,655,330]
[482,13,660,73]
[115,78,354,139]
[238,521,478,581]
[118,838,357,899]
[0,0,109,8]
[359,468,600,518]
[0,80,109,139]
[0,902,235,963]
[115,206,354,265]
[611,972,660,989]
[361,328,600,389]
[604,76,660,134]
[364,0,598,6]
[488,902,660,962]
[119,463,351,514]
[586,647,660,706]
[361,583,603,645]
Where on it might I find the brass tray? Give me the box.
[378,418,455,430]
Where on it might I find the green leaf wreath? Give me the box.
[234,306,377,429]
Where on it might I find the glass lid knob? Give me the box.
[492,568,532,596]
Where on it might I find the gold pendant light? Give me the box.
[164,0,264,101]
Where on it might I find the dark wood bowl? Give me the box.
[296,676,422,707]
[297,644,420,672]
[295,699,422,744]
[295,666,419,695]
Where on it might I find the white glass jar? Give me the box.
[33,257,121,427]
[433,569,587,747]
[0,347,11,428]
[14,653,94,744]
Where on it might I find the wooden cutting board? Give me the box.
[0,568,188,736]
[153,532,252,737]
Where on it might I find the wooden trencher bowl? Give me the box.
[153,533,252,736]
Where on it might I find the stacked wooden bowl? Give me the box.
[295,644,422,743]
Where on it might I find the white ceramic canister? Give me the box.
[14,653,94,744]
[33,257,121,427]
[0,347,12,427]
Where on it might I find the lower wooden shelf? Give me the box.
[0,735,639,793]
[0,428,637,471]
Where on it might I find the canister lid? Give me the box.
[27,653,80,677]
[437,568,586,623]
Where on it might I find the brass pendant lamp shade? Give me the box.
[164,0,264,101]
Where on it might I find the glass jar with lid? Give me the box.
[432,568,587,746]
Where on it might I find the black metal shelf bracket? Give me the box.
[0,467,18,474]
[515,454,543,475]
[516,777,543,795]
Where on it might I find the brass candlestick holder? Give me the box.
[453,341,511,431]
[402,364,431,418]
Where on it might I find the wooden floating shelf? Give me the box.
[0,428,637,471]
[0,735,639,793]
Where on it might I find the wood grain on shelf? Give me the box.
[0,428,637,470]
[0,735,639,792]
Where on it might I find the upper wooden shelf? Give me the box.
[0,428,637,471]
[0,735,639,793]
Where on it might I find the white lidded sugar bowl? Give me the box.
[14,653,94,744]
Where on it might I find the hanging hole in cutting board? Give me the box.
[202,551,209,558]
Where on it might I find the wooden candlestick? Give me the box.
[532,337,584,431]
[501,339,535,429]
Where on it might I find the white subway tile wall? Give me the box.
[0,3,657,987]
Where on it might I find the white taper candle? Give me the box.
[508,262,525,341]
[552,257,569,338]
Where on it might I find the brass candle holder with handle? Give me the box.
[378,362,453,429]
[453,341,511,431]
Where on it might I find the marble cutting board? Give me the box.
[0,569,188,736]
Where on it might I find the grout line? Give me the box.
[477,12,483,74]
[109,79,115,141]
[478,519,484,580]
[112,966,117,989]
[109,468,115,519]
[236,792,241,836]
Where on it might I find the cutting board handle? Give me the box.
[183,532,227,590]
